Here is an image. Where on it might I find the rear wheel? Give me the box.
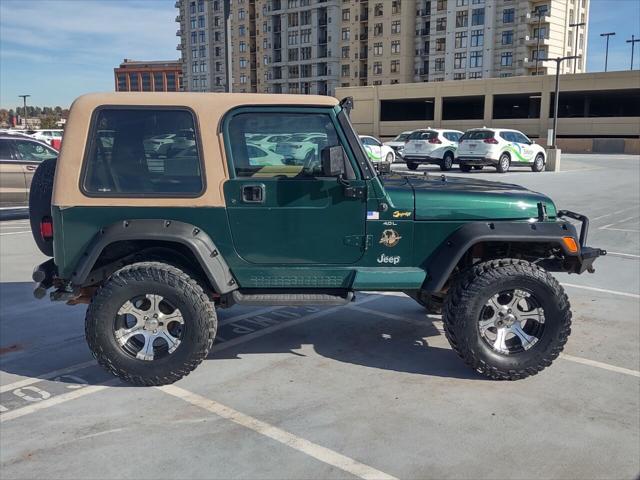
[497,154,511,173]
[440,152,454,171]
[459,163,472,172]
[532,154,545,172]
[442,259,571,380]
[407,162,419,171]
[86,261,217,386]
[28,157,57,256]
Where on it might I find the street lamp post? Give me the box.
[600,32,616,72]
[551,56,580,149]
[18,94,30,129]
[627,35,640,70]
[569,22,586,73]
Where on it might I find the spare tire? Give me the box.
[29,157,57,257]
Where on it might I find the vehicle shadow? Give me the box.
[0,282,484,387]
[209,297,485,381]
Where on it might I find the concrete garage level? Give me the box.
[1,154,638,479]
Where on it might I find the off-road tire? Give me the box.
[459,163,472,172]
[532,154,545,172]
[28,157,57,256]
[407,162,419,171]
[86,261,217,386]
[442,258,571,380]
[440,152,454,171]
[497,153,511,173]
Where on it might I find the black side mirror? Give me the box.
[321,146,346,177]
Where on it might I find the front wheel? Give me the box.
[459,163,472,172]
[440,152,454,171]
[407,162,418,171]
[385,152,394,163]
[532,154,545,172]
[442,259,571,380]
[86,262,217,386]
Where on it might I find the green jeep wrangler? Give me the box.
[30,93,605,386]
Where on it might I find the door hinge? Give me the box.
[344,235,372,250]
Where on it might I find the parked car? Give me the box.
[0,134,58,207]
[30,129,63,148]
[274,133,328,164]
[384,131,413,159]
[250,134,293,152]
[402,129,463,171]
[359,135,395,163]
[457,128,546,173]
[29,92,605,386]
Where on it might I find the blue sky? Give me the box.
[1,0,638,108]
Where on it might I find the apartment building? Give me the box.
[176,0,231,92]
[177,0,589,93]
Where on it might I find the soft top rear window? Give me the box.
[82,107,204,197]
[460,130,494,140]
[408,131,437,140]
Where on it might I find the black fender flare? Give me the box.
[71,219,237,294]
[422,220,579,292]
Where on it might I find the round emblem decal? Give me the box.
[379,229,402,248]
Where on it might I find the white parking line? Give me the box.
[606,251,640,259]
[0,231,31,236]
[560,354,640,378]
[561,283,640,299]
[159,385,399,480]
[0,379,120,423]
[0,360,97,394]
[0,297,382,422]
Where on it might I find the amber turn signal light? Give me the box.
[562,236,579,253]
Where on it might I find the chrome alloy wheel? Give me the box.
[114,294,185,361]
[478,289,545,355]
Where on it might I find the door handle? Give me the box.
[25,165,37,171]
[241,184,265,203]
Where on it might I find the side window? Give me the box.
[13,140,57,162]
[227,112,342,178]
[0,140,13,159]
[500,132,513,142]
[83,108,203,196]
[515,132,531,144]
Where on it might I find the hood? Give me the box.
[381,174,556,221]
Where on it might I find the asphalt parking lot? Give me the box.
[1,153,638,479]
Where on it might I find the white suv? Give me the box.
[457,128,546,173]
[402,129,463,171]
[359,135,395,163]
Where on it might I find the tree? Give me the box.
[40,115,58,129]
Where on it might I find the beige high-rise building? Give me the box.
[177,0,589,93]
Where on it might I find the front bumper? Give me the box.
[557,209,607,274]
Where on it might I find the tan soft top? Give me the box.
[53,92,339,208]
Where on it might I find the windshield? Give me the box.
[408,130,437,141]
[460,130,494,141]
[392,133,410,142]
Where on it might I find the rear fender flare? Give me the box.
[422,220,579,292]
[71,219,237,294]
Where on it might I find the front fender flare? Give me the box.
[422,220,579,293]
[71,219,237,294]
